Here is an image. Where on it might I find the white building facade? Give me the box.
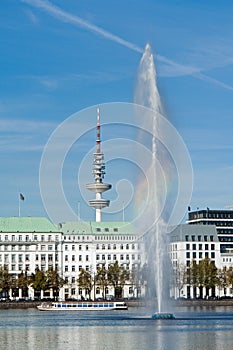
[0,217,145,301]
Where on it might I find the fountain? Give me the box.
[134,44,175,320]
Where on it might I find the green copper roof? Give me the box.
[59,221,135,235]
[0,217,59,233]
[0,217,135,235]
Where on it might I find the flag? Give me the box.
[20,193,25,201]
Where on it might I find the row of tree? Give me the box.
[0,261,147,300]
[77,261,132,299]
[0,266,65,300]
[173,257,233,298]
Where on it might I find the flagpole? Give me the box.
[18,194,21,217]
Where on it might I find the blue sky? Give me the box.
[1,0,233,223]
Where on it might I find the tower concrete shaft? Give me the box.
[86,108,111,222]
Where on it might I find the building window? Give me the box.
[120,254,124,260]
[102,255,105,260]
[65,245,68,251]
[186,244,190,250]
[185,235,189,242]
[193,252,196,259]
[102,244,105,250]
[72,277,75,283]
[113,254,117,260]
[199,252,203,259]
[79,255,82,261]
[86,255,89,262]
[108,244,111,250]
[204,236,208,242]
[113,244,116,250]
[79,245,82,251]
[72,266,75,272]
[192,244,196,250]
[205,244,208,250]
[211,252,215,259]
[186,252,190,259]
[72,245,75,251]
[108,255,111,260]
[199,244,202,250]
[211,244,215,250]
[191,235,195,242]
[65,255,68,262]
[120,244,124,250]
[65,265,68,272]
[198,235,201,242]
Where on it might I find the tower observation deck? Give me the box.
[86,108,111,222]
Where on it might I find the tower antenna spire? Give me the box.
[86,108,111,222]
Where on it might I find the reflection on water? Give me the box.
[0,307,233,349]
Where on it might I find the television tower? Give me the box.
[86,108,111,222]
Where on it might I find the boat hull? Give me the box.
[37,301,128,311]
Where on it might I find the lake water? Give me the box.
[0,306,233,349]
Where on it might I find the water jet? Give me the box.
[135,44,174,319]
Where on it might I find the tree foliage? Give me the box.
[107,261,130,298]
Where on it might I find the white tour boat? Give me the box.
[37,301,128,311]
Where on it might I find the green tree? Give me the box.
[45,267,65,300]
[0,265,12,298]
[30,268,47,295]
[95,266,108,299]
[216,267,228,296]
[226,267,233,295]
[17,271,30,298]
[77,268,94,300]
[199,257,217,297]
[107,261,130,298]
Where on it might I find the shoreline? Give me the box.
[0,299,233,310]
